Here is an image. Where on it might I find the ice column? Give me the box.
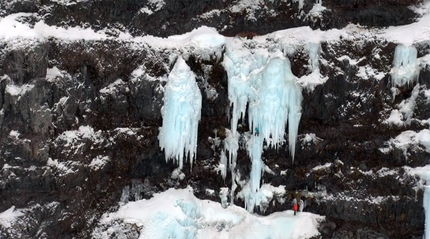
[158,57,202,169]
[224,129,239,204]
[307,42,320,73]
[249,57,302,159]
[245,56,302,212]
[390,44,419,87]
[424,175,430,239]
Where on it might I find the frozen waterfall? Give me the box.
[425,181,430,239]
[249,57,302,158]
[390,44,419,87]
[158,57,202,169]
[224,45,303,212]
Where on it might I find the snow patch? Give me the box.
[93,187,323,239]
[0,206,23,228]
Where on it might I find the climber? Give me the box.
[254,127,260,136]
[292,198,299,216]
[293,202,298,215]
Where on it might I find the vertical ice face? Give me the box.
[158,57,202,169]
[390,44,419,87]
[249,57,302,159]
[425,182,430,239]
[307,42,320,73]
[224,44,303,212]
[245,56,302,212]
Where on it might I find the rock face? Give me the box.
[0,0,429,238]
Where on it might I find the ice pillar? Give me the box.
[246,56,302,212]
[158,57,202,169]
[390,44,419,87]
[424,178,430,239]
[249,57,302,159]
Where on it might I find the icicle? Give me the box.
[244,56,302,212]
[158,57,202,169]
[424,179,430,239]
[220,150,228,180]
[223,129,239,204]
[223,44,302,212]
[307,42,320,73]
[390,44,419,87]
[249,56,302,158]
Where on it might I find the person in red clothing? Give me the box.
[293,202,299,216]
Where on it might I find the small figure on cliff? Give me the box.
[293,202,298,216]
[254,127,259,136]
[292,198,298,216]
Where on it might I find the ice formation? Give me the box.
[158,57,202,169]
[223,42,303,212]
[424,178,430,239]
[390,44,419,87]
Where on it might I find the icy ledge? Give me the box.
[92,187,324,239]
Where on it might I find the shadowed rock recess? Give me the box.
[0,0,429,238]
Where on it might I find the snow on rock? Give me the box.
[139,0,166,15]
[45,66,65,82]
[99,79,129,95]
[56,125,102,147]
[5,84,34,97]
[137,26,226,61]
[158,57,202,169]
[89,155,110,171]
[0,206,23,228]
[0,14,42,40]
[301,133,322,149]
[93,187,324,239]
[297,42,327,91]
[47,158,80,176]
[379,129,430,156]
[384,84,420,126]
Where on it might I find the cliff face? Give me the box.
[0,0,429,238]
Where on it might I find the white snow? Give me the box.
[5,84,34,97]
[301,133,322,146]
[158,57,202,169]
[57,125,100,147]
[46,66,65,82]
[99,79,128,95]
[140,0,166,15]
[384,84,420,127]
[46,158,78,175]
[381,129,430,156]
[308,0,326,17]
[0,206,23,228]
[93,187,324,239]
[9,130,20,140]
[89,155,110,171]
[312,163,332,172]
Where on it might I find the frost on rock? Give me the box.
[298,42,327,91]
[159,57,202,169]
[390,44,419,87]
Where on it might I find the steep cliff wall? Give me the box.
[0,0,429,238]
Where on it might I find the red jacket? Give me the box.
[293,204,298,211]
